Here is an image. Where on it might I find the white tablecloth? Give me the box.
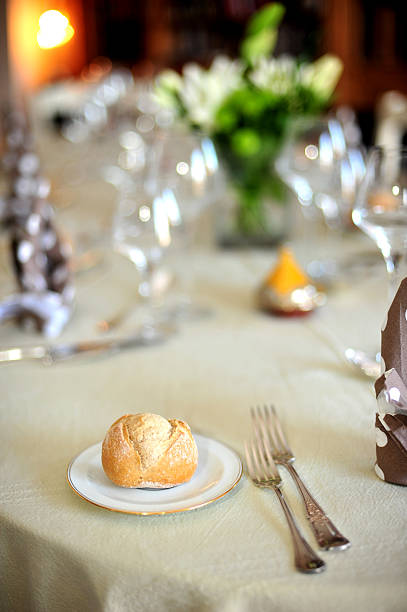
[1,129,406,612]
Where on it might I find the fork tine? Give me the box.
[244,440,255,479]
[251,407,279,479]
[269,404,293,454]
[254,407,275,466]
[261,404,282,453]
[246,438,265,482]
[250,435,269,481]
[244,439,263,480]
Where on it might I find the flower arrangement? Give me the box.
[155,3,343,244]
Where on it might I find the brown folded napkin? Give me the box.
[375,278,407,485]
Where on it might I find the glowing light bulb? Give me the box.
[37,10,74,49]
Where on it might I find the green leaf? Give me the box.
[231,129,261,156]
[215,107,238,132]
[241,91,268,118]
[240,3,285,65]
[241,29,277,65]
[246,3,285,37]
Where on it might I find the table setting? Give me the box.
[1,3,407,611]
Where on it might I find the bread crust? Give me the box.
[101,413,198,488]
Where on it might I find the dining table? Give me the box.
[1,117,407,612]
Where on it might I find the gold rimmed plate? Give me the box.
[67,434,242,515]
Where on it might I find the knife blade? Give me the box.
[0,324,175,365]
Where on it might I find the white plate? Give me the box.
[67,434,242,515]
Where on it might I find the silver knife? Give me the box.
[0,324,175,365]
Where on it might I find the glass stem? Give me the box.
[137,263,157,325]
[138,262,154,301]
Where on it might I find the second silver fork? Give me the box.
[245,422,326,573]
[254,405,350,551]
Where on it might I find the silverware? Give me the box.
[254,405,350,551]
[344,347,381,379]
[97,303,130,332]
[244,424,326,574]
[0,323,175,365]
[304,319,380,379]
[97,302,212,333]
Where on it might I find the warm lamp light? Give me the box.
[37,9,74,49]
[7,0,85,91]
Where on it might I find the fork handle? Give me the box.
[285,463,350,551]
[274,487,326,574]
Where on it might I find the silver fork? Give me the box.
[255,405,350,551]
[244,423,326,574]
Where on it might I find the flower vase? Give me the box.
[214,146,291,247]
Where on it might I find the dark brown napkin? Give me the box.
[375,278,407,484]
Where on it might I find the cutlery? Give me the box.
[344,347,381,379]
[0,323,175,365]
[97,303,130,332]
[244,422,326,574]
[97,302,212,333]
[303,319,381,379]
[254,405,350,551]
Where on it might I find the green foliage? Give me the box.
[213,79,327,160]
[231,128,261,156]
[154,3,342,237]
[246,2,285,37]
[241,3,285,65]
[241,29,278,66]
[211,73,331,235]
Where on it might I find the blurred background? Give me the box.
[2,0,407,146]
[1,0,407,362]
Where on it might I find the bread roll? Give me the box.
[102,413,198,488]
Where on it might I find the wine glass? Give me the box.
[352,146,407,301]
[151,128,221,220]
[104,127,222,331]
[276,116,365,281]
[151,129,221,318]
[139,128,221,305]
[346,146,407,378]
[112,175,185,329]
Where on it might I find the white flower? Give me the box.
[179,56,243,130]
[154,69,183,110]
[249,56,297,95]
[300,54,343,100]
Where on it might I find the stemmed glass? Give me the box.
[112,176,184,329]
[352,146,407,301]
[109,128,220,330]
[152,128,221,223]
[142,129,221,319]
[276,116,365,281]
[346,146,407,377]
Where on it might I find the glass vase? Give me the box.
[214,150,291,247]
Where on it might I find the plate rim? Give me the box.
[66,433,243,516]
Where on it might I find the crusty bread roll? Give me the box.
[102,413,198,488]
